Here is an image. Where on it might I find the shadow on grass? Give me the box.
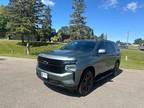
[44,69,123,97]
[17,42,60,47]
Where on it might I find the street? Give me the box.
[0,56,144,108]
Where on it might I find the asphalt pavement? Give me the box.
[0,56,144,108]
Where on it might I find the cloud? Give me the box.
[109,0,118,6]
[124,2,138,12]
[41,0,55,6]
[102,0,118,9]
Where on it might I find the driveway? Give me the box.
[0,56,144,108]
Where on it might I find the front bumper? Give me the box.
[36,67,78,89]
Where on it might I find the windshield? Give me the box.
[62,41,96,52]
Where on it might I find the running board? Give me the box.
[94,71,113,83]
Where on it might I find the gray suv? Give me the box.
[36,40,121,96]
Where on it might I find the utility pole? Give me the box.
[105,33,108,40]
[127,32,129,48]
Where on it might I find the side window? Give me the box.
[114,43,120,53]
[98,42,119,54]
[105,42,110,54]
[105,42,115,54]
[98,42,105,49]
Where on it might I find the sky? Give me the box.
[0,0,144,43]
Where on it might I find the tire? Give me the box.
[112,61,120,76]
[78,69,94,96]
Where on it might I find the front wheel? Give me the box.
[78,70,94,96]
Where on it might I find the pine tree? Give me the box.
[7,0,44,42]
[0,6,8,38]
[9,0,16,5]
[42,5,52,42]
[98,33,107,40]
[33,0,45,41]
[6,0,35,43]
[70,0,86,40]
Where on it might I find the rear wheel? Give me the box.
[78,70,94,96]
[112,61,120,76]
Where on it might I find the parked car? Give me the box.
[36,40,121,96]
[139,44,144,51]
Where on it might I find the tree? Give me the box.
[51,26,70,42]
[70,0,87,39]
[6,0,34,43]
[6,0,46,43]
[116,40,121,44]
[33,0,45,41]
[0,6,8,38]
[70,0,95,39]
[82,26,95,39]
[51,32,62,42]
[97,33,107,40]
[52,25,95,42]
[58,26,70,35]
[41,5,52,42]
[0,15,7,38]
[134,38,144,45]
[9,0,16,5]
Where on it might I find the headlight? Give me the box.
[65,65,77,72]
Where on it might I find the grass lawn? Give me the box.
[0,39,144,70]
[121,49,144,70]
[0,40,63,59]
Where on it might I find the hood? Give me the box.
[39,49,91,60]
[45,49,84,57]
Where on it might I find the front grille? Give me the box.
[38,56,65,74]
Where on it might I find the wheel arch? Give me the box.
[81,66,95,77]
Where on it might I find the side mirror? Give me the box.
[98,49,106,54]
